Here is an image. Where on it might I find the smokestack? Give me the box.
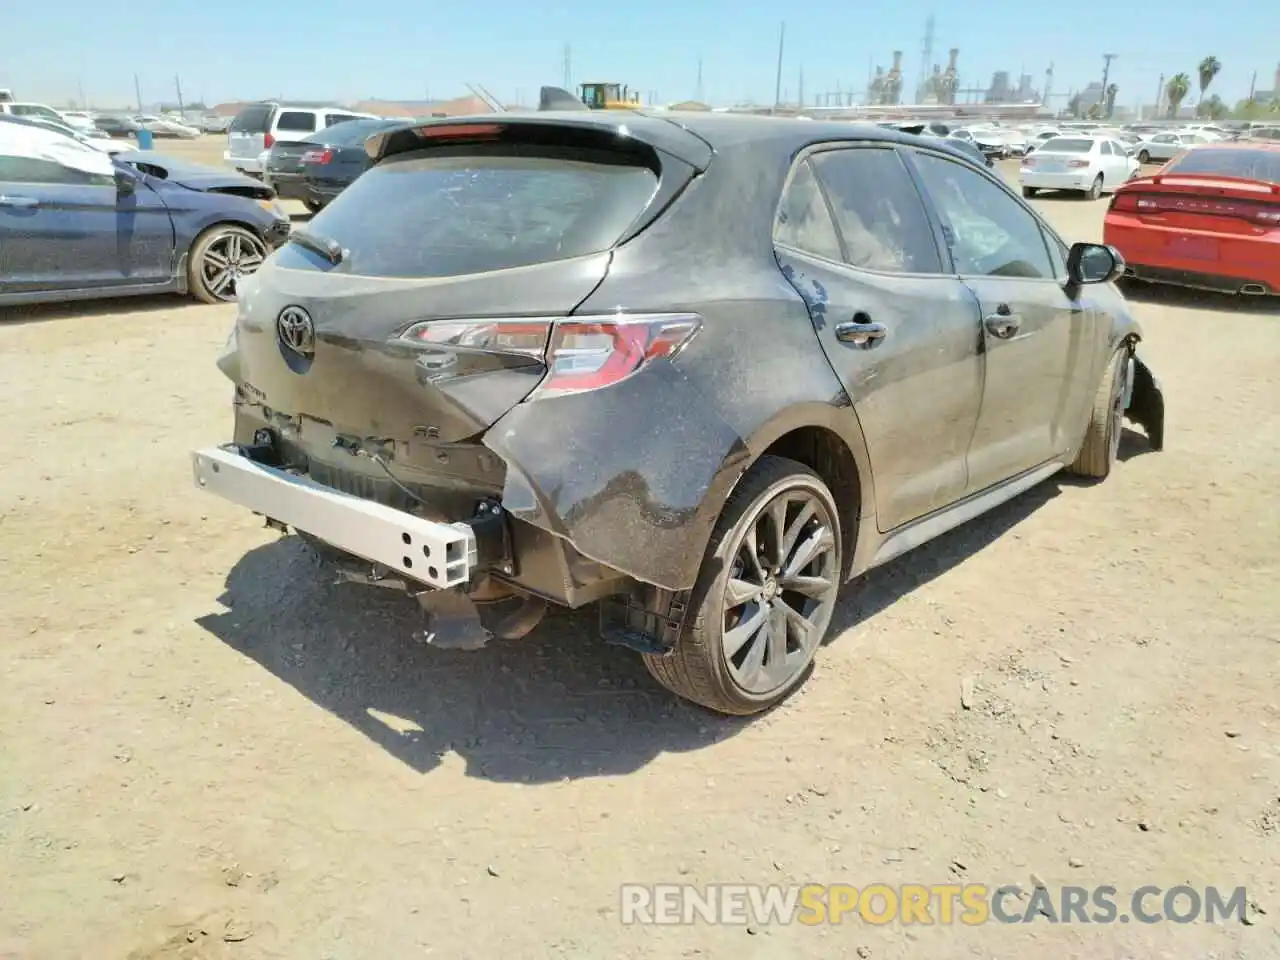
[947,48,959,71]
[892,50,903,72]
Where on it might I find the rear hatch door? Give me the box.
[230,118,707,444]
[228,103,272,164]
[264,140,313,176]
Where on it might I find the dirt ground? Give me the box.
[1,136,1277,960]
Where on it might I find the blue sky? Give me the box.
[3,0,1276,110]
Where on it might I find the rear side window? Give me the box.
[276,111,317,133]
[292,145,659,278]
[230,105,272,133]
[324,113,361,128]
[774,160,842,261]
[811,148,942,274]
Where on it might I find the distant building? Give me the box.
[1076,82,1106,113]
[351,96,493,118]
[985,71,1011,103]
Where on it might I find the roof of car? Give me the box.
[1186,140,1280,152]
[370,109,961,170]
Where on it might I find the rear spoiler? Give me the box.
[1130,173,1280,193]
[538,86,590,112]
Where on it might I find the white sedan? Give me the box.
[1018,135,1139,200]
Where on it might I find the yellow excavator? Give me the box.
[577,82,642,110]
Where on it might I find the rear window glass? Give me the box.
[1166,148,1280,183]
[276,111,317,132]
[230,105,272,133]
[1039,138,1094,153]
[309,119,397,146]
[285,146,658,278]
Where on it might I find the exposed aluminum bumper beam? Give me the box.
[190,445,475,590]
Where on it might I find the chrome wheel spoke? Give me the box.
[736,609,770,686]
[764,499,789,568]
[725,577,762,608]
[779,573,834,599]
[782,501,815,558]
[776,597,817,653]
[203,250,230,270]
[783,527,834,580]
[740,524,766,580]
[208,269,234,295]
[764,604,789,669]
[723,603,768,659]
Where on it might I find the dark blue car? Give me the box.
[0,120,290,306]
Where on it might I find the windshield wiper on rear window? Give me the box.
[288,228,345,264]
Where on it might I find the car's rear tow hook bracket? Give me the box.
[470,499,516,578]
[599,587,692,657]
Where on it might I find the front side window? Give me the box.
[810,148,942,274]
[910,152,1055,280]
[0,154,113,186]
[774,159,842,261]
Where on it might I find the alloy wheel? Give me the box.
[200,231,267,302]
[720,489,839,696]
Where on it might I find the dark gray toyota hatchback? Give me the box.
[193,111,1165,715]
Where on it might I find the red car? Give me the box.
[1103,142,1280,296]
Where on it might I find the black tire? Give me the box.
[1068,348,1129,479]
[304,199,324,214]
[1137,150,1150,164]
[1086,175,1104,201]
[1022,186,1038,198]
[187,224,268,304]
[642,456,843,716]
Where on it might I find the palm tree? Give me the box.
[1197,56,1222,106]
[1166,73,1191,118]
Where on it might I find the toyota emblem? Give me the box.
[276,306,315,356]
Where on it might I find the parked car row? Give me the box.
[0,116,291,306]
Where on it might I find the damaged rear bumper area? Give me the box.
[191,444,478,590]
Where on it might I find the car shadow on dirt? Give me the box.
[1119,280,1280,314]
[0,294,186,325]
[197,536,747,782]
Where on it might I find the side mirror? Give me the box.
[1066,241,1125,285]
[114,167,137,195]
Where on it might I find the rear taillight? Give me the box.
[301,148,334,165]
[264,132,275,149]
[398,313,702,399]
[1110,191,1280,224]
[1067,159,1090,168]
[1020,157,1035,167]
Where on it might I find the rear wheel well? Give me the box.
[759,426,861,578]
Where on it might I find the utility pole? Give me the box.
[133,73,143,113]
[562,43,571,90]
[174,75,185,116]
[916,14,935,104]
[773,22,786,111]
[77,80,86,109]
[1101,53,1117,94]
[1154,72,1165,119]
[696,57,703,102]
[797,67,804,110]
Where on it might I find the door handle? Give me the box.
[0,195,38,209]
[834,316,887,348]
[984,304,1021,339]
